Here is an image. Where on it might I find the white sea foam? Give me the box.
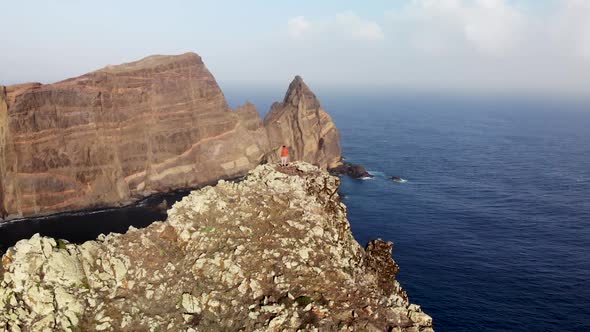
[367,170,407,183]
[390,177,408,183]
[368,170,385,177]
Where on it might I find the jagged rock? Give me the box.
[0,162,432,331]
[364,240,401,296]
[181,293,202,315]
[44,250,86,287]
[0,53,341,221]
[264,76,342,169]
[330,161,373,179]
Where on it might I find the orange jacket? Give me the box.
[281,147,289,157]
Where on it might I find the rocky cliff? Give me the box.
[0,163,432,331]
[0,53,342,221]
[264,76,341,169]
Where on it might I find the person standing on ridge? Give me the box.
[281,145,289,166]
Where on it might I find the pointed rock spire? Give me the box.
[283,75,321,109]
[263,76,342,169]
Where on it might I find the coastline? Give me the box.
[0,162,433,331]
[0,174,249,255]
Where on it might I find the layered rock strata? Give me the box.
[0,162,432,331]
[0,53,342,221]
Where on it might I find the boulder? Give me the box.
[330,162,373,179]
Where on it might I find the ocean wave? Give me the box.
[368,170,386,177]
[390,178,408,183]
[367,170,408,183]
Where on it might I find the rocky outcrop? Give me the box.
[264,76,341,169]
[0,53,341,221]
[0,162,431,331]
[330,162,373,179]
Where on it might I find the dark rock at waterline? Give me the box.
[329,162,373,179]
[154,199,168,212]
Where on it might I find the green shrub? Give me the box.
[295,296,313,306]
[56,239,68,250]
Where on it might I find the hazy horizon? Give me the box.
[1,0,589,99]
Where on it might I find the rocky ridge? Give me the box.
[0,53,341,221]
[0,162,432,331]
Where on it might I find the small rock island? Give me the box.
[0,163,432,331]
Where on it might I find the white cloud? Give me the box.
[332,13,385,41]
[386,0,526,56]
[385,0,590,59]
[287,12,384,42]
[462,0,525,54]
[275,1,590,96]
[287,16,311,40]
[551,0,590,58]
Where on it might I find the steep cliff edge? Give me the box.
[0,53,341,221]
[0,163,432,331]
[0,86,9,219]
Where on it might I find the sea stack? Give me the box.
[0,53,342,221]
[264,76,342,169]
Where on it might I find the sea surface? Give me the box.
[1,92,589,331]
[323,94,590,332]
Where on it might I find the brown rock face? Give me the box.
[0,53,341,221]
[264,76,342,169]
[0,87,8,219]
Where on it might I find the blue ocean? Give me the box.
[322,93,590,331]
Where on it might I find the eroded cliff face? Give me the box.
[264,76,341,169]
[0,86,9,219]
[0,163,431,331]
[0,53,341,221]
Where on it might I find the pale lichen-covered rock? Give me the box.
[0,162,432,331]
[181,293,202,315]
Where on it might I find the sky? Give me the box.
[0,0,589,98]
